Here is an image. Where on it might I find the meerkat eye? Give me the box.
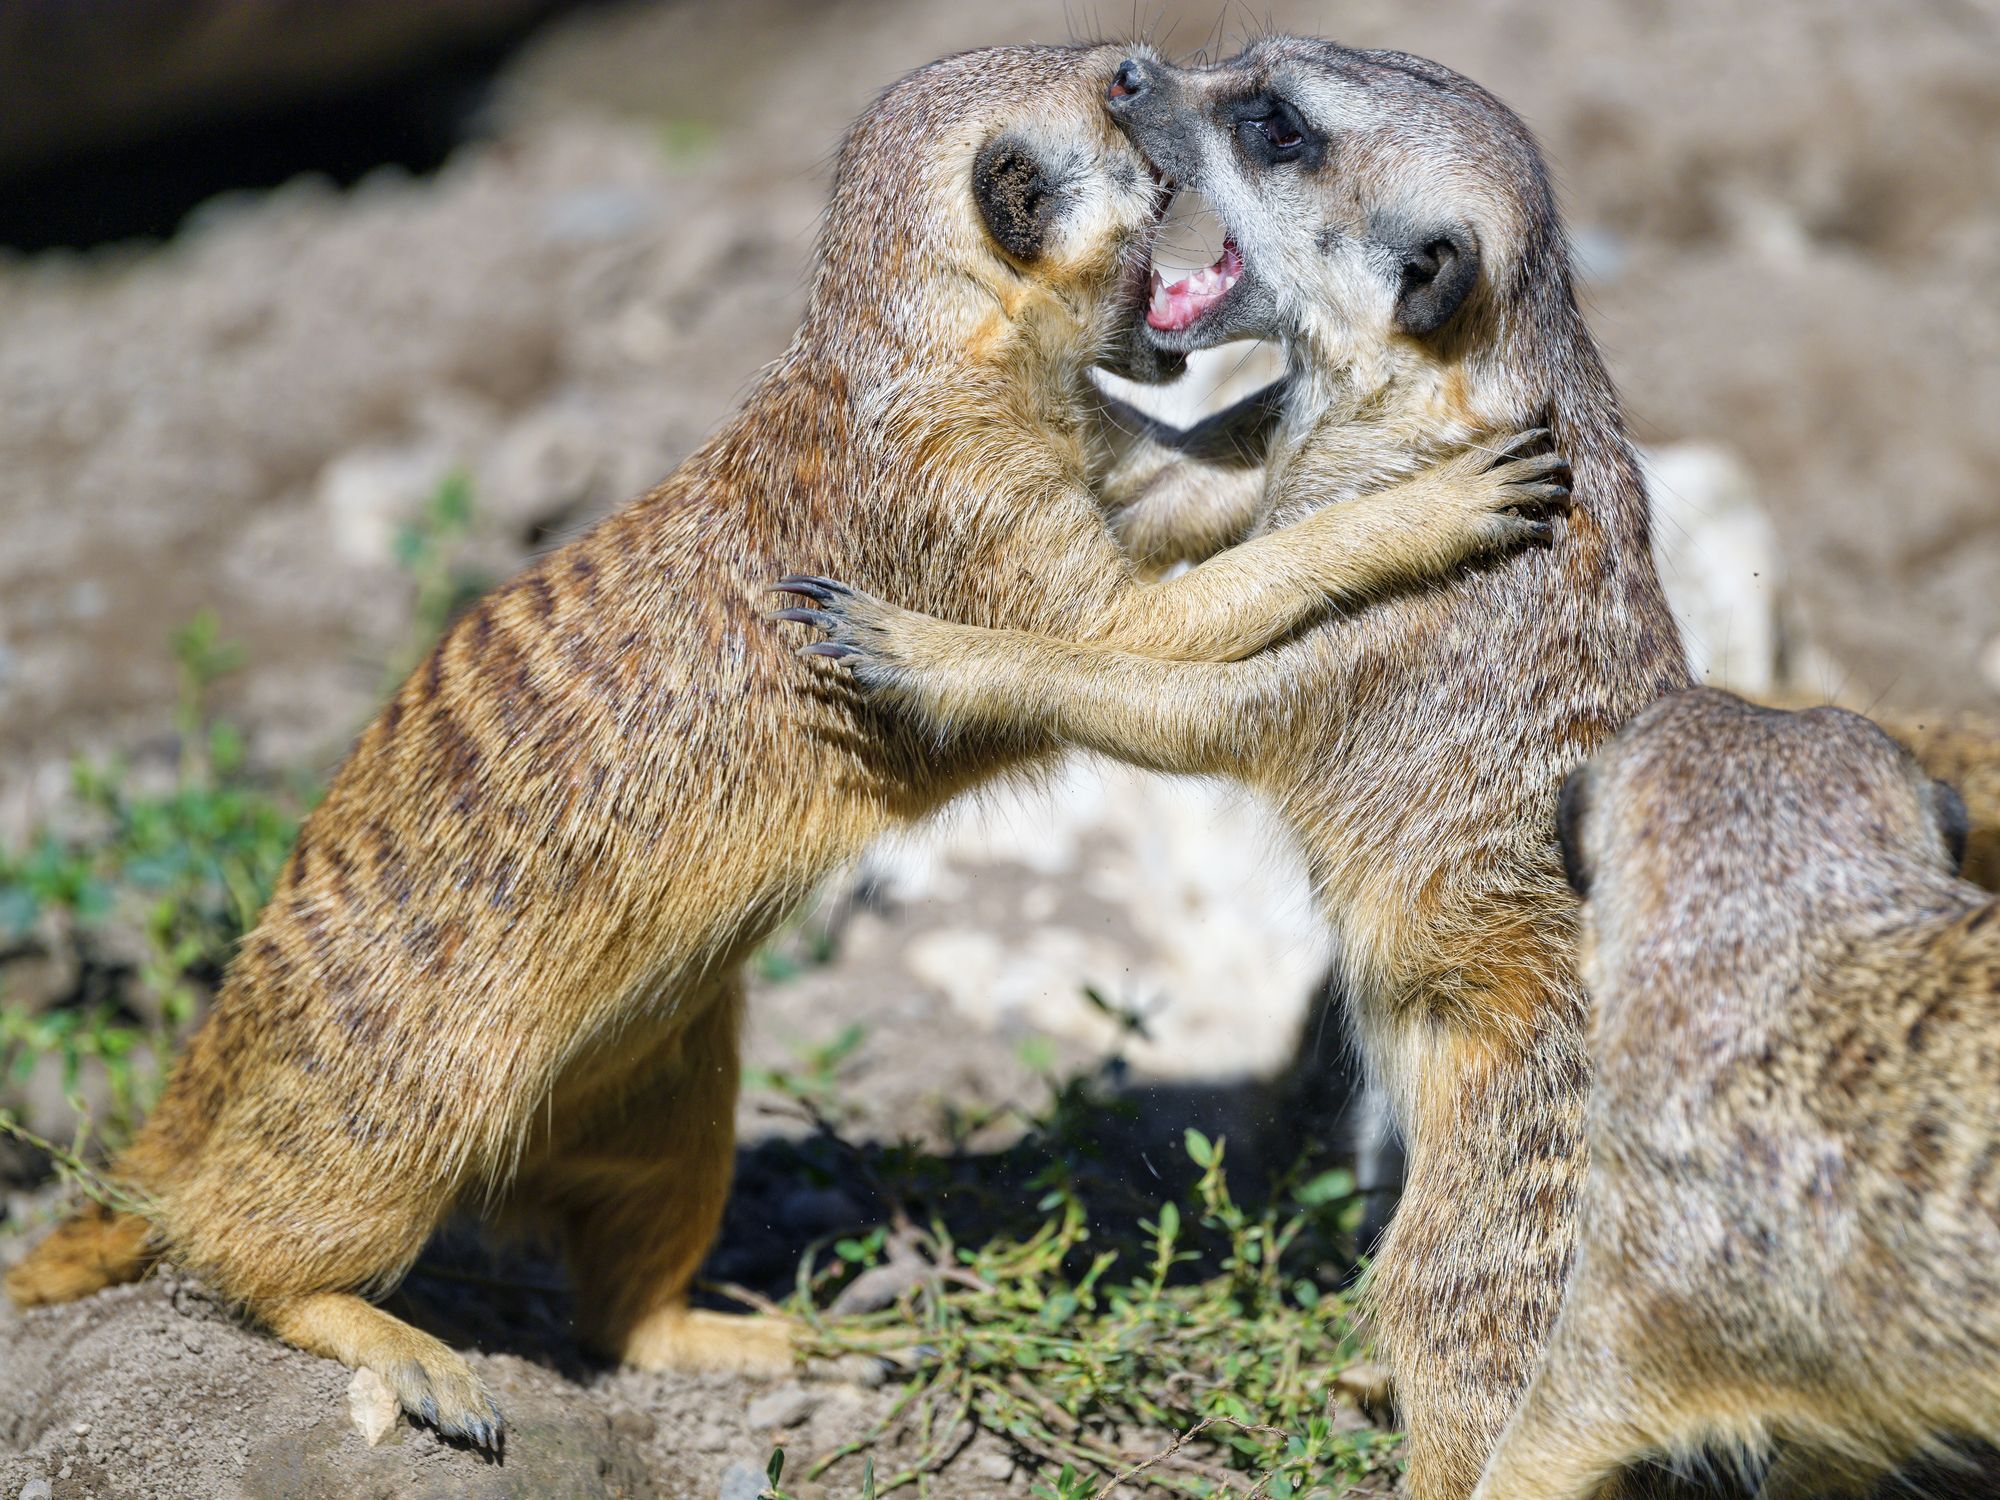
[1261,117,1303,151]
[1231,96,1313,167]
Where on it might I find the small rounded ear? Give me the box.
[1394,225,1479,336]
[1932,778,1970,872]
[1556,764,1594,898]
[975,136,1052,263]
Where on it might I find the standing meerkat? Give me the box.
[5,44,1565,1445]
[783,40,1692,1496]
[1471,688,1996,1499]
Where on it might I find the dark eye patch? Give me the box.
[1556,765,1593,898]
[1225,93,1323,170]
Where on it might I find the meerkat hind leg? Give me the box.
[260,1290,502,1445]
[555,979,797,1376]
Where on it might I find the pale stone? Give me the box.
[346,1367,399,1448]
[1642,442,1791,696]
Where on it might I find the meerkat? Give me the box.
[5,44,1566,1446]
[1467,687,1997,1499]
[781,39,1694,1497]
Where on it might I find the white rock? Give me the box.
[19,1481,51,1500]
[347,1366,399,1447]
[316,442,459,565]
[1642,442,1791,696]
[1981,633,2000,697]
[886,758,1329,1080]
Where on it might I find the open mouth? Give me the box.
[1145,235,1243,332]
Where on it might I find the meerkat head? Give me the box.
[1558,689,1972,984]
[810,44,1181,387]
[1105,38,1557,400]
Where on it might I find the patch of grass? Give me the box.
[0,610,303,1148]
[1,470,486,1164]
[744,1022,871,1124]
[747,1058,1394,1499]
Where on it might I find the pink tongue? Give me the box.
[1146,240,1243,332]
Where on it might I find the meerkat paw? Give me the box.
[618,1305,800,1374]
[261,1292,504,1450]
[1440,426,1573,555]
[770,575,932,701]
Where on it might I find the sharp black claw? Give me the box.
[773,574,853,601]
[1510,481,1572,509]
[773,579,832,604]
[1491,427,1550,463]
[802,642,859,659]
[773,607,837,629]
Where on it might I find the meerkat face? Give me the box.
[1105,37,1543,372]
[1561,689,1973,979]
[813,44,1178,381]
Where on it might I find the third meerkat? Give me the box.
[1471,688,1998,1499]
[787,39,1692,1497]
[6,43,1560,1443]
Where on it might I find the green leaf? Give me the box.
[1295,1168,1356,1207]
[1184,1127,1214,1168]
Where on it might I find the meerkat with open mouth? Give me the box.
[782,38,1690,1497]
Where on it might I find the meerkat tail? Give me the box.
[4,1199,156,1307]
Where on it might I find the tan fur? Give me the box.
[782,40,1689,1497]
[4,43,1558,1443]
[1472,688,2000,1499]
[1765,694,2000,895]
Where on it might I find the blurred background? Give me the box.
[0,2,1996,1491]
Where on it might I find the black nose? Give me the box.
[1107,58,1148,105]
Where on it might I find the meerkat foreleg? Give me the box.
[1092,431,1568,662]
[1465,1329,1658,1500]
[775,592,1287,776]
[779,431,1566,689]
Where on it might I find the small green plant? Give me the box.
[744,1022,870,1122]
[386,468,488,683]
[0,612,303,1152]
[659,118,718,166]
[2,474,489,1165]
[772,1124,1396,1497]
[751,896,844,983]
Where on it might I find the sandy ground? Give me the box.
[1,0,1997,1495]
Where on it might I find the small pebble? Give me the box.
[717,1463,767,1500]
[71,1422,91,1436]
[347,1367,399,1447]
[746,1384,819,1430]
[20,1479,53,1500]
